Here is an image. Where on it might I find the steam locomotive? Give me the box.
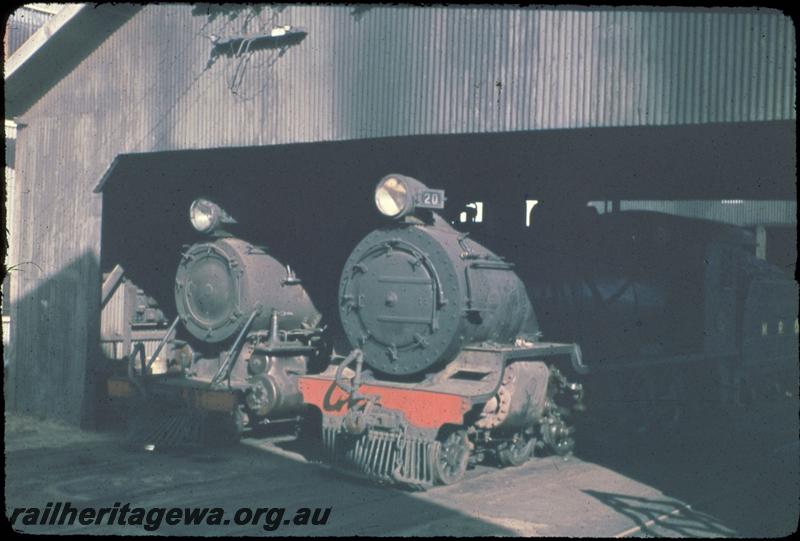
[108,198,329,444]
[297,175,584,487]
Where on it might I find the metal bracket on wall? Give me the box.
[210,26,307,55]
[204,26,307,69]
[203,26,308,99]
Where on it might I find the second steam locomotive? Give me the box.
[110,198,328,444]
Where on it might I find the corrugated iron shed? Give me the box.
[7,6,795,139]
[4,5,796,423]
[3,6,56,59]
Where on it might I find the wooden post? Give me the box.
[101,264,125,306]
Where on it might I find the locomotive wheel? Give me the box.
[432,429,470,485]
[497,432,536,467]
[541,416,575,457]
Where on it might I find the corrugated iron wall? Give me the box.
[617,200,797,226]
[22,5,796,153]
[9,5,796,423]
[3,7,54,59]
[9,113,104,423]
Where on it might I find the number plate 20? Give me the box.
[415,189,446,209]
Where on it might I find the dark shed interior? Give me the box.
[100,120,796,348]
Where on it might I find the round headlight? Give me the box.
[375,176,411,218]
[190,199,220,233]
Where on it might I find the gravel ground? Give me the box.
[5,396,796,537]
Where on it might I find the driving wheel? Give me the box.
[431,429,470,485]
[497,432,536,467]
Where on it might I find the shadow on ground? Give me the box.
[583,490,735,537]
[4,430,516,536]
[574,397,799,537]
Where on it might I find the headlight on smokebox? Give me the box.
[375,175,413,218]
[189,198,237,234]
[374,174,446,218]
